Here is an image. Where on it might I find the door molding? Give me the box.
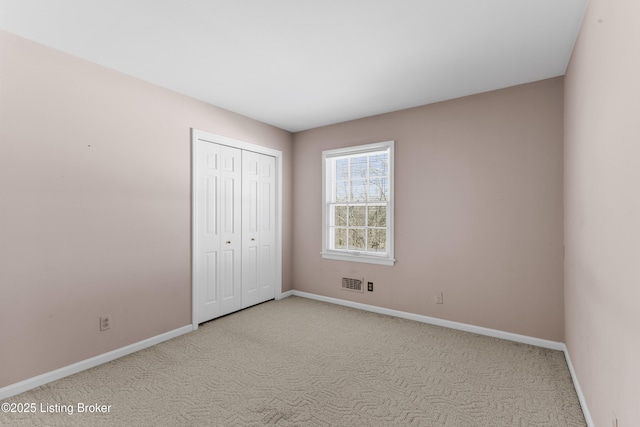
[191,128,283,330]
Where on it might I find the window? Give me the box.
[322,141,395,265]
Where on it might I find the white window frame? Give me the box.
[321,140,395,266]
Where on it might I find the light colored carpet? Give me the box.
[1,296,586,426]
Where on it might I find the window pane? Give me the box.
[367,206,386,227]
[335,206,347,226]
[334,228,347,249]
[335,159,349,180]
[349,206,366,226]
[350,156,368,179]
[350,179,367,202]
[335,180,348,202]
[368,229,386,252]
[348,229,366,250]
[369,153,388,177]
[368,178,388,201]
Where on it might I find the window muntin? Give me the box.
[322,141,395,266]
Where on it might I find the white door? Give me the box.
[194,141,242,323]
[242,151,276,308]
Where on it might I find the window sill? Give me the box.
[321,251,395,266]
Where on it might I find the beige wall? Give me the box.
[564,0,640,425]
[0,30,293,388]
[292,77,565,342]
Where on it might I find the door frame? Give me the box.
[191,128,284,330]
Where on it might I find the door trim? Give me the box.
[191,128,283,330]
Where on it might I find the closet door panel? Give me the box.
[195,141,241,323]
[195,141,222,323]
[219,145,242,315]
[242,151,261,307]
[258,155,276,301]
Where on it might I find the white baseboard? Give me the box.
[278,290,295,299]
[289,290,565,350]
[0,325,192,401]
[562,344,594,427]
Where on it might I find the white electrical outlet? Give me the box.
[435,292,444,304]
[100,316,111,331]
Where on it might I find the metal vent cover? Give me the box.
[342,277,364,292]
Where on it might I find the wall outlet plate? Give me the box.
[100,316,111,331]
[367,282,373,292]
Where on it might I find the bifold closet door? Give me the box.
[194,141,242,323]
[195,140,276,324]
[242,151,276,308]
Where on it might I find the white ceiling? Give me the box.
[0,0,587,132]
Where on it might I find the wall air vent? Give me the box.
[341,277,364,293]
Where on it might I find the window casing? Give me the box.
[322,141,395,266]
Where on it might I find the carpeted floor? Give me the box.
[1,296,586,426]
